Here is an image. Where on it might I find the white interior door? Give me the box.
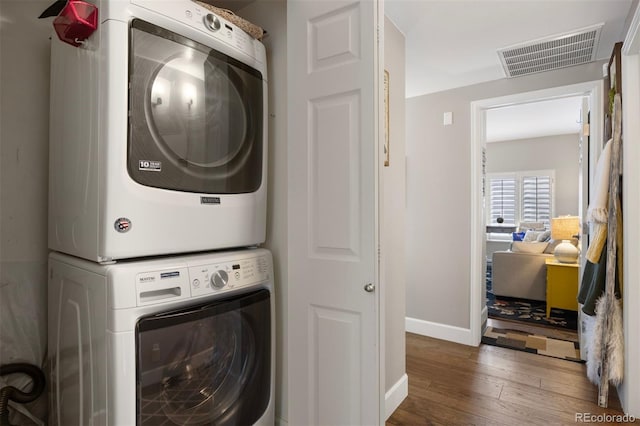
[287,0,381,424]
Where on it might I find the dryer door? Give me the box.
[136,289,270,425]
[128,19,263,194]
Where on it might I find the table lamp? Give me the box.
[551,216,580,263]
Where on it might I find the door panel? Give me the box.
[310,92,361,259]
[309,307,362,425]
[288,0,380,424]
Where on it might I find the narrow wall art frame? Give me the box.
[384,69,390,167]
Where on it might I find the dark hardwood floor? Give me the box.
[387,324,636,425]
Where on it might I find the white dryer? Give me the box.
[48,248,274,425]
[48,0,268,262]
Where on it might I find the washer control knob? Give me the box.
[204,13,221,32]
[210,270,228,289]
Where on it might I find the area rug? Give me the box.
[482,326,583,363]
[486,264,578,331]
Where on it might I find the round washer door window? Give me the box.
[160,312,255,425]
[136,289,271,426]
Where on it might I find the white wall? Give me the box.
[0,1,51,421]
[236,1,288,424]
[486,133,581,217]
[405,61,606,332]
[382,16,407,416]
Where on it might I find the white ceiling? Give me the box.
[384,0,634,141]
[485,95,584,142]
[385,0,634,98]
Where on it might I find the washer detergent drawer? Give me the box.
[135,289,270,425]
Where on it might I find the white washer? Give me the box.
[48,0,268,262]
[48,248,274,426]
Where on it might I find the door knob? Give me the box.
[364,283,375,293]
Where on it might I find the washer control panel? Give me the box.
[189,255,270,297]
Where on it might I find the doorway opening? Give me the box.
[485,95,583,336]
[469,81,604,349]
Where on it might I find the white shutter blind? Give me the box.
[489,177,516,225]
[522,175,551,225]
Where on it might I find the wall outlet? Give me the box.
[443,111,453,126]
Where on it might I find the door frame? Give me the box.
[469,81,604,345]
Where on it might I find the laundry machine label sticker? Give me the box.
[139,160,161,171]
[160,271,180,279]
[200,196,221,205]
[114,217,132,233]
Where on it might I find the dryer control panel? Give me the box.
[129,0,265,65]
[188,255,271,298]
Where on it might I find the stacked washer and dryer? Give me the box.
[46,1,274,425]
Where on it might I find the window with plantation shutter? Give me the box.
[522,175,552,226]
[487,170,554,230]
[489,177,517,225]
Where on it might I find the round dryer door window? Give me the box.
[128,19,264,194]
[150,55,248,169]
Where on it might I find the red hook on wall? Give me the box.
[39,1,98,47]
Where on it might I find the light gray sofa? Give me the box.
[489,222,580,301]
[491,250,553,301]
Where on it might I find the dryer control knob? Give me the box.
[204,13,221,32]
[210,270,228,289]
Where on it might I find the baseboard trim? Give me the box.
[385,373,408,420]
[406,316,474,346]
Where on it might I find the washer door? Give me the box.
[136,289,270,425]
[128,19,263,194]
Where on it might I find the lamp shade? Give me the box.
[551,216,580,240]
[551,216,580,263]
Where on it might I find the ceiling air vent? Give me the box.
[498,24,603,78]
